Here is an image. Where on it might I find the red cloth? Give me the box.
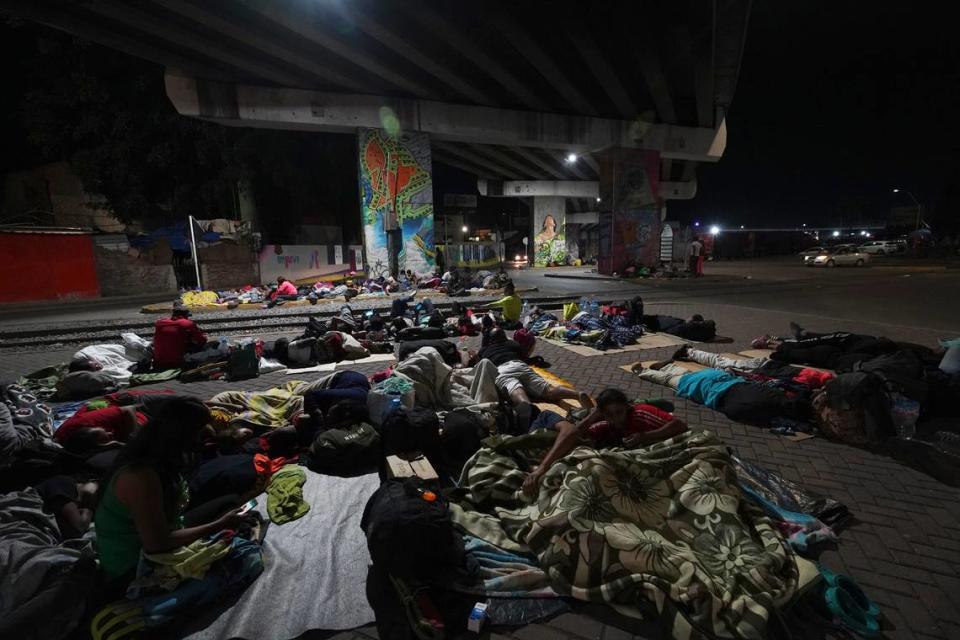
[587,403,673,446]
[55,406,147,444]
[153,317,207,369]
[253,453,292,479]
[512,328,536,352]
[793,368,835,389]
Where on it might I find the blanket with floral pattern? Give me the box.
[450,429,799,639]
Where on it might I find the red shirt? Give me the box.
[587,403,673,447]
[55,406,147,444]
[276,281,298,296]
[153,317,207,369]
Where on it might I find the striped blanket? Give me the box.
[450,429,799,639]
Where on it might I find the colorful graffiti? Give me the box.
[597,149,661,273]
[533,196,566,266]
[357,129,434,275]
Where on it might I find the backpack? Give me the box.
[308,422,381,476]
[360,477,465,581]
[380,408,442,460]
[227,342,259,381]
[440,409,488,478]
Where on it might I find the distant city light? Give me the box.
[461,225,468,233]
[860,230,868,236]
[595,197,601,202]
[740,225,745,229]
[802,223,807,227]
[694,221,700,227]
[709,225,721,235]
[832,230,840,237]
[565,153,578,163]
[892,188,900,193]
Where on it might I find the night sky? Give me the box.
[671,1,960,229]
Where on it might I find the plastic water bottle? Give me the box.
[590,297,601,317]
[459,336,470,366]
[382,396,403,423]
[520,301,530,325]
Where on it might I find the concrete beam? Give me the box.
[237,0,439,99]
[509,148,568,179]
[483,181,599,198]
[433,143,520,179]
[165,72,728,162]
[339,4,496,105]
[406,1,551,111]
[152,0,374,92]
[491,18,598,116]
[661,180,698,200]
[83,0,309,88]
[568,33,637,118]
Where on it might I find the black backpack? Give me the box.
[308,422,381,476]
[360,477,465,581]
[380,407,441,460]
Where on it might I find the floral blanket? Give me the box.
[450,429,799,639]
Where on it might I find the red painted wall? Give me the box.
[0,233,101,302]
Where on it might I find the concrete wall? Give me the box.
[94,247,177,297]
[201,261,259,290]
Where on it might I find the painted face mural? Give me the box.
[357,129,435,276]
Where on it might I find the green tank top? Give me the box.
[94,469,189,580]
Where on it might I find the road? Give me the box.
[511,257,960,335]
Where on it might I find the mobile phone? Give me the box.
[238,499,257,515]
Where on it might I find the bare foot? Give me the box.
[578,392,595,409]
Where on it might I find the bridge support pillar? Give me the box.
[356,128,436,278]
[596,149,662,274]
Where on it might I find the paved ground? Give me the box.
[3,296,958,640]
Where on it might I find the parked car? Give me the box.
[858,240,902,255]
[804,246,871,267]
[799,246,826,258]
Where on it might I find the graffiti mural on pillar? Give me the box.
[533,196,566,266]
[357,129,435,275]
[597,149,661,273]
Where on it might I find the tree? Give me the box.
[14,21,245,225]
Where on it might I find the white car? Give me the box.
[858,240,902,255]
[804,246,871,267]
[799,246,826,258]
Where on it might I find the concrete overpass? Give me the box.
[2,0,751,273]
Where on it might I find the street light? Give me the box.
[892,188,923,230]
[565,152,578,163]
[832,230,840,237]
[595,197,601,203]
[709,225,720,236]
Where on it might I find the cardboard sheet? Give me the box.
[543,331,689,357]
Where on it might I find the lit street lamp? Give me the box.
[565,152,578,163]
[892,188,923,230]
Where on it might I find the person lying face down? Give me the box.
[522,388,687,497]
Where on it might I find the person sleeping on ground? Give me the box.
[522,388,687,496]
[472,328,593,426]
[629,346,813,426]
[95,397,248,588]
[642,313,717,341]
[752,322,941,370]
[33,475,99,539]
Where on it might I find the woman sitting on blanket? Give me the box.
[95,397,248,589]
[522,388,687,496]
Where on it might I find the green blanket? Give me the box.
[450,430,798,639]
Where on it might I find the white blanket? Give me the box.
[392,347,499,409]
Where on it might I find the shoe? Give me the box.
[751,335,771,349]
[672,345,691,361]
[789,322,805,340]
